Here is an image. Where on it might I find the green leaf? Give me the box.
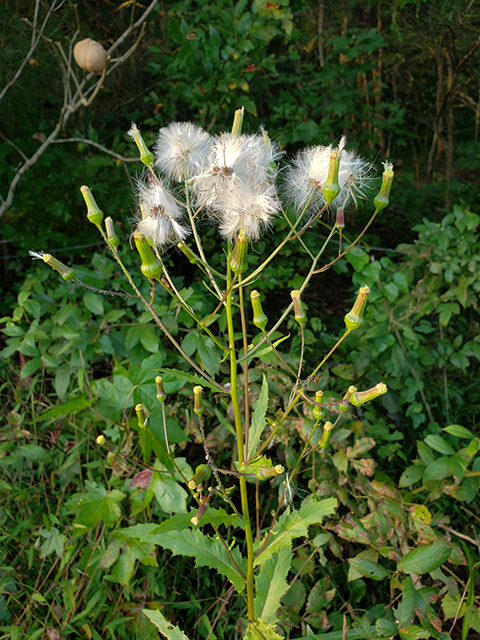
[18,444,50,462]
[83,292,104,315]
[254,548,292,623]
[443,424,474,439]
[39,395,95,420]
[142,610,190,639]
[20,356,42,379]
[155,368,225,394]
[424,435,455,456]
[254,498,337,566]
[144,528,247,592]
[348,550,389,581]
[247,375,269,460]
[423,457,451,486]
[140,325,160,353]
[197,336,220,376]
[398,543,451,575]
[55,363,72,400]
[151,473,188,514]
[67,481,126,531]
[398,624,430,640]
[399,464,425,488]
[38,527,65,558]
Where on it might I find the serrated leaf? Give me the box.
[398,543,451,575]
[155,368,225,394]
[247,375,269,460]
[143,528,247,592]
[254,548,292,623]
[348,550,389,581]
[143,610,190,639]
[398,624,430,640]
[254,498,337,567]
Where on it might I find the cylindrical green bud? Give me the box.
[344,285,370,333]
[105,217,119,248]
[335,207,345,230]
[135,403,148,429]
[351,382,388,407]
[230,229,249,274]
[106,451,116,467]
[96,435,105,445]
[155,376,166,403]
[231,107,244,137]
[128,123,154,168]
[318,421,334,449]
[323,148,341,206]
[40,253,76,281]
[313,390,325,421]
[291,290,307,327]
[193,386,204,416]
[374,162,394,214]
[133,231,163,281]
[80,185,104,227]
[188,464,212,490]
[191,499,209,526]
[251,290,268,332]
[256,464,284,480]
[178,241,200,265]
[339,385,357,412]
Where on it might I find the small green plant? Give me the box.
[5,110,397,638]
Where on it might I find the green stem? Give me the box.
[226,263,255,621]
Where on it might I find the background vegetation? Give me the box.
[1,1,479,639]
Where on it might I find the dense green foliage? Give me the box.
[1,1,480,639]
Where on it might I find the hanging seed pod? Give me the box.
[73,38,107,74]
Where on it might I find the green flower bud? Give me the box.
[351,382,388,407]
[106,451,117,466]
[335,207,345,230]
[323,148,341,205]
[251,290,268,332]
[105,217,119,248]
[313,390,325,421]
[231,107,244,137]
[291,290,307,327]
[374,161,394,214]
[191,499,209,526]
[80,185,104,227]
[344,285,370,333]
[188,464,212,490]
[256,464,284,480]
[128,123,154,168]
[155,376,166,403]
[37,253,76,281]
[135,403,148,429]
[230,229,249,274]
[193,386,204,416]
[318,421,334,449]
[178,241,201,265]
[133,231,163,281]
[339,385,357,412]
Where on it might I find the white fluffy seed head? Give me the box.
[154,122,211,182]
[133,178,189,248]
[285,138,374,217]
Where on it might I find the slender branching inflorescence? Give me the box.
[285,136,374,218]
[133,175,190,248]
[154,122,212,182]
[193,131,283,241]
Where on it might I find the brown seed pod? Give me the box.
[73,38,107,74]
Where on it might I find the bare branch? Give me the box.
[52,138,139,163]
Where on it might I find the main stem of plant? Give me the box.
[226,267,255,621]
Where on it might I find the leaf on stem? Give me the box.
[247,374,269,460]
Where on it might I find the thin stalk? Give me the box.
[238,277,251,459]
[289,324,306,404]
[225,263,255,621]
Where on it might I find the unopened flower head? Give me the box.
[29,251,76,281]
[155,122,211,182]
[128,123,154,167]
[134,177,189,248]
[286,137,373,218]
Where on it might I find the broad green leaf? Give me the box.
[423,457,451,486]
[197,336,220,376]
[254,548,292,623]
[145,528,247,592]
[398,625,430,640]
[424,435,455,456]
[443,424,474,439]
[66,481,126,531]
[399,464,425,488]
[55,363,72,400]
[151,473,188,514]
[247,375,269,460]
[348,550,389,581]
[441,593,465,619]
[244,619,284,640]
[83,292,104,315]
[140,325,160,353]
[38,527,65,558]
[20,356,42,379]
[18,444,50,462]
[39,395,95,420]
[398,543,451,575]
[155,368,225,394]
[143,610,190,639]
[254,498,337,566]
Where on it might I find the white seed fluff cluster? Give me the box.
[286,137,373,216]
[193,131,283,241]
[133,177,189,248]
[154,122,212,182]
